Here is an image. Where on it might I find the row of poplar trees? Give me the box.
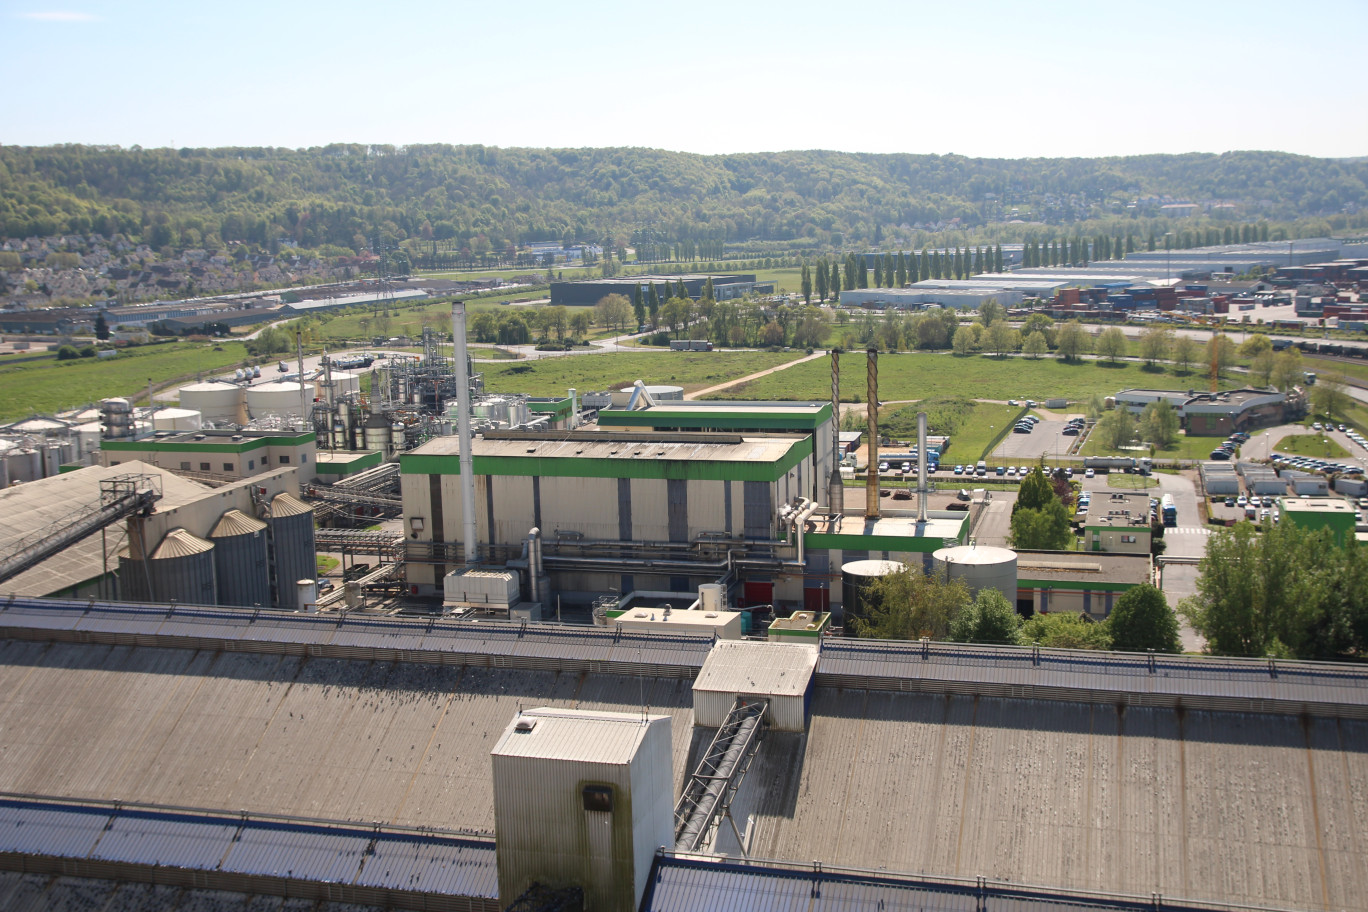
[800,245,1006,303]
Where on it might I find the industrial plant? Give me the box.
[0,301,1365,912]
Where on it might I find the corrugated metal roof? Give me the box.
[642,856,1182,911]
[210,509,266,538]
[694,640,817,698]
[491,707,668,765]
[0,797,499,903]
[0,798,107,858]
[221,820,369,882]
[356,831,498,897]
[90,808,237,868]
[269,491,313,518]
[151,528,214,559]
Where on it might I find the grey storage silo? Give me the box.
[120,528,217,606]
[840,559,905,633]
[268,491,316,610]
[210,509,271,608]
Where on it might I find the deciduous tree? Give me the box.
[847,566,971,640]
[1108,584,1181,653]
[948,589,1022,645]
[1054,320,1088,361]
[1096,326,1127,363]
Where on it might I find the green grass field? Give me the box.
[479,351,804,398]
[0,341,252,420]
[1272,432,1349,458]
[1080,430,1221,461]
[874,399,1028,462]
[714,351,1236,403]
[1304,356,1368,385]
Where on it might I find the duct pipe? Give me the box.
[528,528,542,604]
[452,302,479,565]
[296,331,308,430]
[917,411,929,524]
[866,348,879,519]
[791,498,818,565]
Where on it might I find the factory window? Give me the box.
[199,462,211,472]
[279,455,290,464]
[300,453,307,463]
[223,463,234,472]
[248,459,255,470]
[180,461,191,470]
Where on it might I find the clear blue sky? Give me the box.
[4,0,1364,159]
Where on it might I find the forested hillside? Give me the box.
[2,144,1365,253]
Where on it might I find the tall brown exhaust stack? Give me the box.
[865,347,879,519]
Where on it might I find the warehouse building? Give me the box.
[1115,387,1293,436]
[597,400,836,507]
[102,428,317,482]
[1014,550,1152,618]
[1082,492,1153,554]
[1279,496,1357,544]
[401,430,817,600]
[549,274,772,306]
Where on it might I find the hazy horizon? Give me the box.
[4,0,1365,160]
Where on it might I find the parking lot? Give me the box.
[994,415,1079,460]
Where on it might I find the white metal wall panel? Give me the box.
[486,474,534,545]
[685,480,727,538]
[540,477,619,541]
[629,479,670,542]
[492,712,672,912]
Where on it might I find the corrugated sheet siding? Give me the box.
[667,479,688,543]
[743,481,771,539]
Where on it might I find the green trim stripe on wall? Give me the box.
[401,435,812,483]
[599,402,831,432]
[102,432,314,454]
[1016,578,1137,592]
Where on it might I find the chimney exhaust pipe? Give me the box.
[452,301,479,565]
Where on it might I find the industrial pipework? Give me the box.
[865,348,879,519]
[452,302,479,565]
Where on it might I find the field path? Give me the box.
[685,350,826,400]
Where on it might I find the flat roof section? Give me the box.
[1015,550,1152,588]
[1281,497,1356,514]
[805,512,970,554]
[402,432,812,482]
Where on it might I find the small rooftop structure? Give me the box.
[692,640,818,732]
[491,707,673,912]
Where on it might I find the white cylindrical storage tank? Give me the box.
[267,492,316,611]
[840,559,905,631]
[180,382,246,425]
[932,544,1018,606]
[152,407,204,433]
[297,579,318,613]
[698,583,724,613]
[344,580,362,609]
[120,528,217,605]
[246,381,310,420]
[618,384,684,402]
[318,370,360,398]
[209,509,271,608]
